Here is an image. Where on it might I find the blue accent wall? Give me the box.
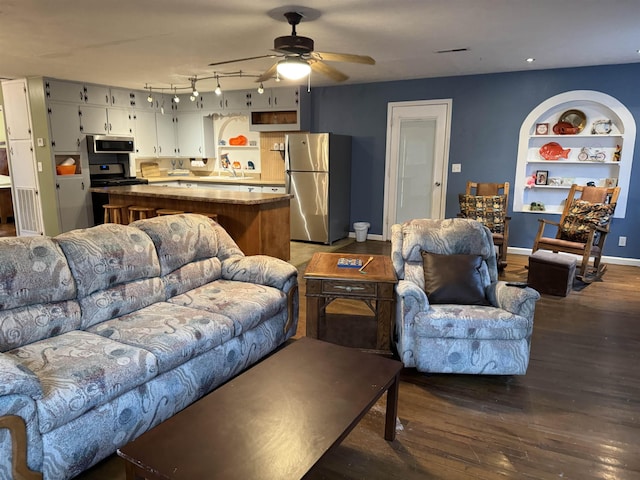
[309,63,640,260]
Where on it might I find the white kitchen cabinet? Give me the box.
[246,87,300,110]
[156,113,177,156]
[272,87,300,109]
[176,113,215,158]
[219,90,251,111]
[56,175,92,232]
[79,106,134,136]
[246,89,273,110]
[133,111,159,157]
[82,84,110,106]
[514,90,635,218]
[110,88,137,108]
[48,103,81,152]
[2,80,33,140]
[44,79,84,103]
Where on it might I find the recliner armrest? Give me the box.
[396,280,430,312]
[221,255,298,292]
[486,281,540,319]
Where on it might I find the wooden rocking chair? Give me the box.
[532,184,620,283]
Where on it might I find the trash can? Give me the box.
[353,222,370,242]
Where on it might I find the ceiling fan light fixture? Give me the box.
[276,57,311,80]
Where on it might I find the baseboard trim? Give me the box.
[508,247,640,267]
[348,232,385,242]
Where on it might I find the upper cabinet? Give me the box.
[2,80,33,140]
[514,90,635,218]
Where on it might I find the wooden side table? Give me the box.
[303,252,398,352]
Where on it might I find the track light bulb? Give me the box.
[173,94,180,103]
[190,94,196,102]
[214,77,222,96]
[190,78,199,97]
[147,93,153,103]
[257,83,265,94]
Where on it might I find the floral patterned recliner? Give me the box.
[0,214,298,480]
[391,218,539,375]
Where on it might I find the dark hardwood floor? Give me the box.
[20,236,640,479]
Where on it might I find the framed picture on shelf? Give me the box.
[535,170,548,185]
[535,123,549,135]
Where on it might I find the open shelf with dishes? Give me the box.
[514,90,635,218]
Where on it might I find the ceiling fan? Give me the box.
[208,11,375,83]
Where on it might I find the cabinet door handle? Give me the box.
[81,182,85,190]
[105,95,109,104]
[104,123,108,132]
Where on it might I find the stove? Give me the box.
[89,162,149,225]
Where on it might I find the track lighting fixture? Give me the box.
[190,78,199,97]
[257,82,264,94]
[145,84,153,103]
[214,76,222,96]
[173,87,180,103]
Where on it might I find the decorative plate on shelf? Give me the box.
[558,109,586,133]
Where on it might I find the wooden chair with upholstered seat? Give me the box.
[532,184,620,282]
[458,181,510,269]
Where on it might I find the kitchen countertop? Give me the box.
[143,175,286,187]
[90,185,292,205]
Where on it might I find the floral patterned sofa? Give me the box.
[0,214,298,480]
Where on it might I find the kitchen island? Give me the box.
[90,185,292,260]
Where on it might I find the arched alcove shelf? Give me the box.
[514,90,635,218]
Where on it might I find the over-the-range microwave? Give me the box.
[88,135,135,154]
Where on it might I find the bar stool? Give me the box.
[102,204,128,224]
[128,206,156,223]
[156,209,185,216]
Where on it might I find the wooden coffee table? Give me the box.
[117,337,403,480]
[304,252,398,352]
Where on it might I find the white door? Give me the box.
[383,100,452,240]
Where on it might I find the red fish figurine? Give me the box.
[539,142,570,160]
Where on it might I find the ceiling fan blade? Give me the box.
[257,63,278,83]
[309,60,349,82]
[310,51,375,65]
[209,54,277,67]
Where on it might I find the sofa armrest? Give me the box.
[0,354,42,400]
[221,255,298,292]
[486,281,540,319]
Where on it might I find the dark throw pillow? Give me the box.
[421,251,490,305]
[458,194,507,234]
[560,200,616,244]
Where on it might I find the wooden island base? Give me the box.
[94,185,292,260]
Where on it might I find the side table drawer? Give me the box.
[322,280,376,296]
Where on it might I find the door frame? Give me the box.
[382,99,452,241]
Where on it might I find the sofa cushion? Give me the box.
[88,302,235,373]
[414,305,531,340]
[0,300,81,352]
[0,236,79,351]
[163,258,222,298]
[55,224,161,298]
[422,252,491,305]
[0,237,76,311]
[6,330,158,434]
[131,214,243,277]
[168,280,287,335]
[79,277,166,329]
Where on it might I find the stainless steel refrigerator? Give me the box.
[285,133,352,244]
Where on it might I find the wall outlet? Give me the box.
[451,163,461,173]
[618,236,627,247]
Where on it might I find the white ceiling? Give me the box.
[2,1,640,94]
